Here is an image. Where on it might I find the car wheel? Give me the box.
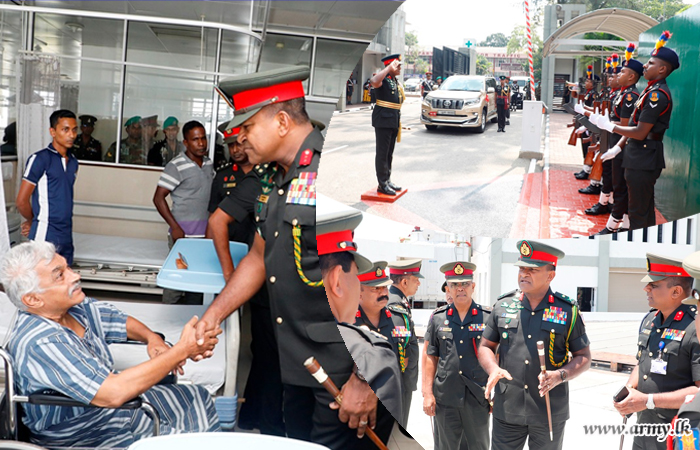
[425,125,438,131]
[476,108,487,133]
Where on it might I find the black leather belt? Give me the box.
[645,132,664,141]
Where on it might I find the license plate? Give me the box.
[439,110,456,115]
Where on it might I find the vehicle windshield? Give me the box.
[440,77,483,92]
[515,80,527,87]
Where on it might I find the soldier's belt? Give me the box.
[376,100,402,110]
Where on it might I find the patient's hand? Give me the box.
[146,335,184,375]
[178,316,221,362]
[193,318,222,362]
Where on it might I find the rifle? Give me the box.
[566,78,584,146]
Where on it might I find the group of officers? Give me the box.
[317,211,700,450]
[566,31,679,235]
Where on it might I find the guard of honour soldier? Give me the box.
[569,31,679,235]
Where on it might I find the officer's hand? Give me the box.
[20,221,31,237]
[192,318,221,361]
[576,125,587,135]
[574,103,585,115]
[330,373,377,439]
[389,60,401,75]
[171,226,186,242]
[538,370,563,397]
[423,393,436,417]
[601,145,622,162]
[613,386,647,416]
[597,113,616,133]
[484,368,512,400]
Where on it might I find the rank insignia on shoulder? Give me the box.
[299,149,313,166]
[287,172,317,206]
[370,329,388,340]
[554,292,576,305]
[388,304,407,315]
[650,92,659,102]
[497,289,518,301]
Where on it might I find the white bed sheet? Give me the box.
[73,232,170,267]
[0,294,226,395]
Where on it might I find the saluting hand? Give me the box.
[484,367,512,400]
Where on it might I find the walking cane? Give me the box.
[536,341,554,441]
[304,357,389,450]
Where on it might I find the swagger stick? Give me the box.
[304,357,389,450]
[537,341,554,441]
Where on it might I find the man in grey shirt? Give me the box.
[153,120,214,304]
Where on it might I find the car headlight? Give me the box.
[463,98,480,107]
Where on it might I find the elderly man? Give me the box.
[613,253,700,449]
[0,241,220,448]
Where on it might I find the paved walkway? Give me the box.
[513,111,666,238]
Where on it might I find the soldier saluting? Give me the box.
[479,240,591,450]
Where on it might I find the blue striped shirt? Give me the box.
[7,298,220,447]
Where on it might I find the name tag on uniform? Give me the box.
[468,323,485,332]
[642,329,651,335]
[391,326,411,338]
[287,172,317,206]
[223,182,237,188]
[661,329,685,341]
[439,327,452,332]
[543,306,567,325]
[501,312,517,319]
[651,359,668,375]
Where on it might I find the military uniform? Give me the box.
[609,81,640,223]
[483,240,590,450]
[629,253,700,450]
[148,139,185,167]
[421,76,434,98]
[216,67,364,449]
[208,161,257,247]
[496,79,509,132]
[73,115,103,161]
[426,301,491,450]
[387,260,421,426]
[372,54,404,194]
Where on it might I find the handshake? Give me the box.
[573,103,616,133]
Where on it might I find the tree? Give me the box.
[554,0,688,20]
[479,33,510,47]
[507,25,544,81]
[405,31,420,64]
[476,54,492,75]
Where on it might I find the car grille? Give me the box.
[431,98,464,109]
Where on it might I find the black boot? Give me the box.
[585,203,610,215]
[578,184,601,195]
[574,171,589,180]
[594,227,617,235]
[377,183,396,196]
[387,181,403,191]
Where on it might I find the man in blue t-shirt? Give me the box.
[16,110,79,264]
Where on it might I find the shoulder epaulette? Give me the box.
[429,304,449,319]
[553,291,576,305]
[216,161,232,172]
[479,303,493,313]
[686,306,697,319]
[387,303,409,315]
[356,324,389,342]
[497,289,518,301]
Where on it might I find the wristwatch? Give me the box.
[559,369,568,382]
[646,394,655,410]
[353,364,367,383]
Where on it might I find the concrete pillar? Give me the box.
[596,237,611,312]
[489,238,504,305]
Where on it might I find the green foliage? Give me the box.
[405,31,420,64]
[554,0,688,21]
[479,33,510,47]
[507,25,543,80]
[476,54,492,75]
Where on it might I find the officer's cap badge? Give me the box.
[454,263,464,275]
[646,258,651,272]
[520,241,532,258]
[375,267,383,277]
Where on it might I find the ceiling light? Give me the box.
[275,42,285,50]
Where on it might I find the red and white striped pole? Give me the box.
[525,0,536,100]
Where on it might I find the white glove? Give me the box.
[589,107,601,127]
[576,126,587,133]
[601,145,622,161]
[574,103,585,114]
[597,113,616,133]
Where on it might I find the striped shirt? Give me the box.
[157,153,214,237]
[22,144,79,244]
[6,298,220,447]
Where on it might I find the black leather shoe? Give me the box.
[574,171,590,180]
[506,120,510,125]
[585,202,610,215]
[579,184,601,195]
[594,227,616,235]
[387,181,403,191]
[502,128,506,132]
[377,184,396,196]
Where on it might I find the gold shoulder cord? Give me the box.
[549,304,577,367]
[293,224,323,287]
